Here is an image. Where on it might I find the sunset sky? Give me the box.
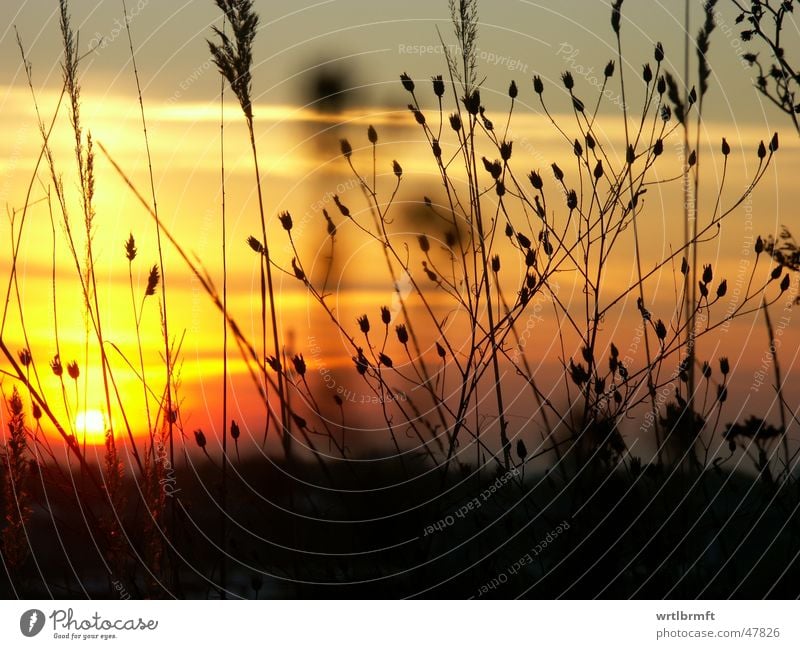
[0,0,797,460]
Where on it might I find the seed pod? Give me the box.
[50,355,63,377]
[529,170,543,190]
[508,80,518,98]
[292,354,306,376]
[655,41,664,62]
[574,139,583,157]
[655,319,667,340]
[354,349,369,375]
[432,75,445,97]
[771,265,783,280]
[757,140,766,159]
[323,209,336,236]
[449,113,462,131]
[432,139,442,159]
[516,232,531,249]
[769,132,779,152]
[381,306,391,325]
[333,194,350,217]
[595,377,606,395]
[247,236,264,253]
[409,105,426,125]
[500,140,513,161]
[194,429,207,449]
[566,189,578,210]
[703,264,713,284]
[400,73,414,93]
[340,138,352,159]
[516,439,527,461]
[569,360,588,386]
[231,420,240,440]
[720,357,730,375]
[586,133,595,150]
[491,255,501,273]
[279,211,293,231]
[379,353,393,368]
[525,249,536,267]
[551,163,563,181]
[396,324,409,345]
[357,314,370,334]
[755,236,764,254]
[67,361,79,379]
[291,258,305,282]
[780,273,790,292]
[721,137,730,156]
[367,124,378,144]
[393,160,403,178]
[653,139,663,156]
[463,90,481,115]
[657,76,666,95]
[702,361,712,379]
[593,160,603,179]
[418,234,430,252]
[533,75,544,94]
[561,71,574,90]
[642,63,652,84]
[688,150,697,167]
[604,60,615,77]
[436,342,446,358]
[716,279,728,298]
[423,262,437,282]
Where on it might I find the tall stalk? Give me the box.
[218,15,229,598]
[209,0,289,456]
[121,0,173,467]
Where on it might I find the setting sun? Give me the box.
[74,409,108,444]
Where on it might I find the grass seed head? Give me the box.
[125,233,137,261]
[145,265,160,297]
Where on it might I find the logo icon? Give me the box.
[20,609,45,637]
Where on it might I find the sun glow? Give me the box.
[75,409,108,445]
